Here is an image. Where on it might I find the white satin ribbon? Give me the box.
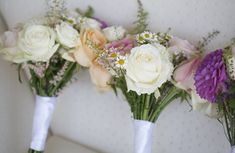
[30,95,56,151]
[231,146,235,153]
[134,120,154,153]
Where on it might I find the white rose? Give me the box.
[191,90,221,118]
[17,25,59,62]
[79,17,101,30]
[103,26,126,41]
[56,22,80,48]
[125,44,173,95]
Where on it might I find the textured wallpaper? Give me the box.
[0,0,234,153]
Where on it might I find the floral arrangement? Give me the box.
[69,1,205,153]
[0,1,108,152]
[0,0,234,153]
[172,29,235,152]
[194,41,235,152]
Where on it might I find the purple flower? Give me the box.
[194,49,228,102]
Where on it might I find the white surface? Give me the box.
[134,120,154,153]
[53,70,230,153]
[0,0,234,153]
[30,96,56,151]
[232,146,235,153]
[0,12,34,153]
[45,136,98,153]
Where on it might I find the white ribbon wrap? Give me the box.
[231,146,235,153]
[30,96,56,151]
[134,120,154,153]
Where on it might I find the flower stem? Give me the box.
[143,94,150,120]
[149,87,178,122]
[223,102,233,144]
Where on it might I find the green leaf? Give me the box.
[17,64,23,83]
[76,6,94,18]
[84,6,94,18]
[228,100,235,109]
[197,30,220,52]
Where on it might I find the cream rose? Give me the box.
[103,26,126,41]
[191,90,221,118]
[17,25,59,62]
[80,17,101,30]
[56,22,80,48]
[125,44,173,95]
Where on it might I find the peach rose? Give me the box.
[73,28,107,67]
[89,61,112,91]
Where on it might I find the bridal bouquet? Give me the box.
[193,40,235,153]
[68,1,200,152]
[0,4,85,153]
[173,30,235,152]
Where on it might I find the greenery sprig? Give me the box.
[130,0,148,34]
[76,6,94,18]
[197,30,220,52]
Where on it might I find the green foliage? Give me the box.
[157,28,172,47]
[172,53,188,67]
[228,100,235,109]
[216,79,235,146]
[130,0,148,34]
[27,53,77,97]
[223,46,235,80]
[178,89,191,103]
[111,75,181,123]
[76,6,94,18]
[197,30,220,52]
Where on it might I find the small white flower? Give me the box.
[136,34,145,44]
[115,55,127,68]
[136,31,158,44]
[141,31,153,40]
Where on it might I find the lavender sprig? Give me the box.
[49,61,69,85]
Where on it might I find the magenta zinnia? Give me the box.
[194,49,228,102]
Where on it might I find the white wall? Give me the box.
[0,0,234,153]
[0,12,34,153]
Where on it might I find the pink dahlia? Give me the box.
[194,49,228,102]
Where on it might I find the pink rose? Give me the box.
[106,37,134,55]
[168,37,198,58]
[173,57,201,91]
